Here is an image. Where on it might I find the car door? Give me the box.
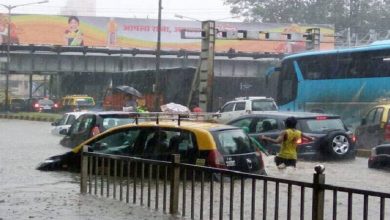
[357,108,381,148]
[229,116,281,155]
[218,102,235,122]
[233,101,246,118]
[68,114,96,148]
[367,107,384,147]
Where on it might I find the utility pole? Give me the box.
[154,0,162,111]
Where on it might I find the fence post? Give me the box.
[80,145,89,194]
[170,154,180,214]
[312,165,325,220]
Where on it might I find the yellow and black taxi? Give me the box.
[61,95,95,111]
[37,119,266,175]
[355,104,390,149]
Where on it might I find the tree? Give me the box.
[224,0,390,34]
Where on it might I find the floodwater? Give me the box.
[0,119,389,219]
[0,119,178,220]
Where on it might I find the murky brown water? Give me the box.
[0,119,178,220]
[0,119,388,219]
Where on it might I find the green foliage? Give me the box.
[224,0,390,33]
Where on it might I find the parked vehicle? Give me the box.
[213,96,278,123]
[368,144,390,169]
[9,98,28,112]
[33,98,59,112]
[61,95,95,111]
[227,111,356,160]
[38,117,266,175]
[59,111,141,148]
[51,112,87,135]
[355,104,390,149]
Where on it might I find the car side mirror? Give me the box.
[59,129,69,135]
[361,118,367,125]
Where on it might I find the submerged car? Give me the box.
[368,144,390,169]
[227,111,356,160]
[51,111,87,135]
[59,111,141,148]
[37,120,266,175]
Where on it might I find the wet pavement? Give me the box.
[0,119,179,220]
[0,119,389,219]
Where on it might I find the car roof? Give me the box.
[225,98,275,104]
[65,111,89,117]
[231,111,340,120]
[111,120,236,131]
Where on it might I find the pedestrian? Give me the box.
[261,116,314,169]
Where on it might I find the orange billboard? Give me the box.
[4,14,334,53]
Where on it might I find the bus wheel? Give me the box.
[325,131,352,159]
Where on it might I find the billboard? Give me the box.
[4,14,335,53]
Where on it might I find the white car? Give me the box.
[51,112,87,135]
[213,97,278,123]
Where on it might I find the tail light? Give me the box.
[54,103,59,108]
[384,123,390,141]
[349,134,356,143]
[207,150,226,169]
[296,136,312,145]
[91,126,100,137]
[34,103,40,108]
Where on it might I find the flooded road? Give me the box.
[0,119,389,219]
[0,119,177,220]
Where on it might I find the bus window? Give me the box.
[277,60,297,105]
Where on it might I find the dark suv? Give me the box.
[228,112,356,160]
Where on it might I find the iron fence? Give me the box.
[80,147,390,220]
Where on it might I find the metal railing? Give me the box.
[80,147,390,220]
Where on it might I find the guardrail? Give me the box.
[80,147,390,219]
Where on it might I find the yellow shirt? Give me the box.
[278,129,301,160]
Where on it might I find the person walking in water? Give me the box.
[261,116,314,169]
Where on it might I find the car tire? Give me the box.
[323,131,353,159]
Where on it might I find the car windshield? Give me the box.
[298,118,346,133]
[38,99,54,105]
[76,98,94,106]
[251,100,277,111]
[214,129,255,155]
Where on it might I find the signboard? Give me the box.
[5,13,335,53]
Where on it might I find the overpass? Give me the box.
[0,44,283,108]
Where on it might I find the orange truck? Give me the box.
[102,86,163,111]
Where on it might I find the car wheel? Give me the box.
[324,131,352,159]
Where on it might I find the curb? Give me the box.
[0,114,57,122]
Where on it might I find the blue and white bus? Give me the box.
[269,41,390,129]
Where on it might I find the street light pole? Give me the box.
[154,0,162,111]
[0,0,49,112]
